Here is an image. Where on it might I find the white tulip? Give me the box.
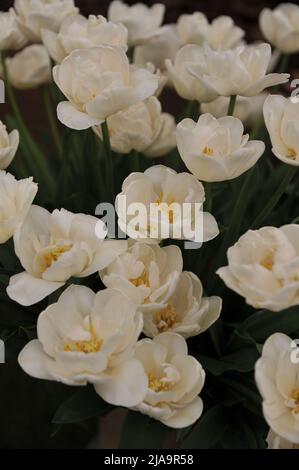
[263,95,299,166]
[268,47,281,73]
[177,12,208,47]
[144,113,177,158]
[6,45,51,90]
[93,97,176,157]
[53,46,159,131]
[165,45,219,102]
[132,332,206,429]
[15,0,78,42]
[201,94,267,129]
[115,165,219,242]
[0,8,27,51]
[100,240,183,311]
[18,285,148,407]
[260,3,299,54]
[42,14,128,64]
[177,13,244,50]
[143,62,168,97]
[267,431,299,449]
[7,205,127,306]
[176,43,289,100]
[143,271,222,339]
[0,121,19,170]
[108,0,165,46]
[176,114,265,183]
[217,225,299,312]
[0,171,37,244]
[134,25,180,73]
[255,333,299,444]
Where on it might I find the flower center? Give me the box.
[289,388,299,415]
[64,324,102,354]
[261,252,274,271]
[44,244,72,269]
[203,146,214,157]
[130,269,150,287]
[154,192,176,224]
[260,249,284,286]
[287,148,297,160]
[148,373,175,392]
[155,304,178,333]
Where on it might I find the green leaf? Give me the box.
[52,386,110,424]
[18,325,37,341]
[61,192,97,215]
[0,242,19,270]
[0,293,37,326]
[120,411,167,449]
[220,409,266,449]
[182,405,229,449]
[198,347,259,376]
[0,274,9,286]
[219,375,262,417]
[237,307,299,343]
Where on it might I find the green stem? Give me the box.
[227,168,256,239]
[92,130,106,200]
[41,85,62,158]
[250,116,263,140]
[1,53,53,195]
[204,182,213,212]
[210,167,257,288]
[227,95,237,116]
[180,100,200,121]
[252,166,297,229]
[278,53,290,73]
[101,120,115,204]
[209,324,222,357]
[130,150,141,173]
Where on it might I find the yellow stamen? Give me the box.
[130,270,150,288]
[261,253,274,271]
[148,373,174,392]
[155,192,164,205]
[288,148,297,160]
[203,146,214,157]
[154,192,176,224]
[44,245,72,269]
[290,388,299,415]
[155,304,178,333]
[64,323,102,354]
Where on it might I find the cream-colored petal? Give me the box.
[7,272,64,306]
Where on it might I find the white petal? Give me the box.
[161,397,204,429]
[57,101,103,130]
[18,340,53,380]
[7,272,64,306]
[155,332,188,359]
[202,212,220,242]
[81,240,128,277]
[42,29,66,63]
[94,358,148,407]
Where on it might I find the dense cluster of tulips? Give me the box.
[1,0,299,449]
